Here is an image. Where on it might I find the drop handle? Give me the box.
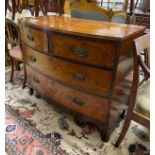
[73,73,85,81]
[27,34,34,41]
[73,97,84,106]
[33,77,40,83]
[29,56,36,62]
[71,46,86,56]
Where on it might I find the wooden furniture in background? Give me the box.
[17,0,34,15]
[55,0,66,15]
[126,0,150,27]
[19,16,145,141]
[69,0,127,23]
[97,0,150,27]
[33,0,47,16]
[5,0,16,20]
[114,33,150,147]
[5,0,62,20]
[5,0,33,20]
[98,0,129,10]
[5,18,26,88]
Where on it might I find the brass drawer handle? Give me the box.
[71,47,86,56]
[33,77,40,83]
[29,56,36,62]
[73,73,85,81]
[73,97,84,106]
[27,34,34,41]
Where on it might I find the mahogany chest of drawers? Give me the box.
[19,16,145,141]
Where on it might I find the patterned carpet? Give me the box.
[5,67,150,155]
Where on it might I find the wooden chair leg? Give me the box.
[29,87,34,95]
[53,0,58,14]
[10,58,14,82]
[30,6,34,16]
[40,0,47,15]
[114,118,131,147]
[5,0,9,16]
[101,0,103,7]
[17,0,22,13]
[15,61,21,71]
[22,65,27,89]
[44,0,49,15]
[34,0,39,16]
[25,0,34,16]
[120,109,126,119]
[12,0,16,20]
[22,74,26,89]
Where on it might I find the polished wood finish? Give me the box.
[20,25,48,52]
[19,16,145,41]
[114,33,150,147]
[26,65,109,122]
[22,44,112,97]
[52,33,116,68]
[19,16,145,141]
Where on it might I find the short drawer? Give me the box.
[22,44,112,97]
[51,33,116,68]
[26,65,109,122]
[19,25,48,52]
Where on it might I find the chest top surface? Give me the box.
[19,16,145,41]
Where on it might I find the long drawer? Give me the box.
[26,65,109,122]
[52,33,116,68]
[23,44,112,97]
[19,25,48,52]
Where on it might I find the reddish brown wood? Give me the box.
[19,16,145,141]
[22,44,112,97]
[19,16,145,41]
[52,33,116,68]
[19,24,48,52]
[26,65,109,122]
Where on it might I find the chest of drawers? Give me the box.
[19,16,145,141]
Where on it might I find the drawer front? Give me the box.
[26,65,108,122]
[20,25,48,52]
[23,44,112,97]
[52,33,116,68]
